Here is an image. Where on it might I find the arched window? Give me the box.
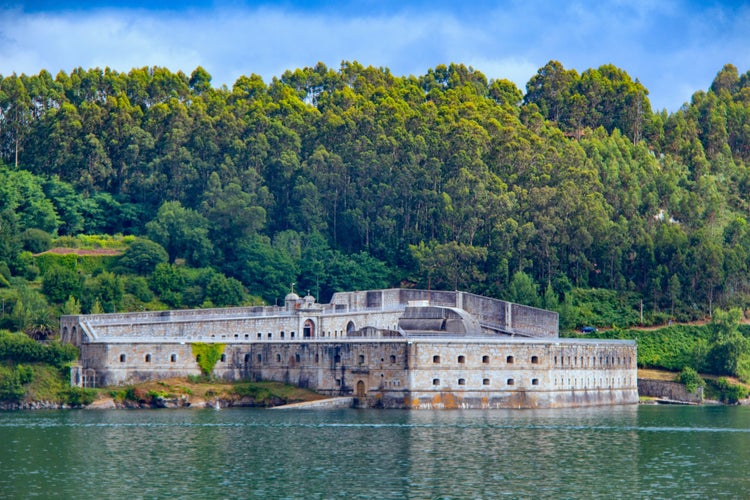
[390,355,396,363]
[280,331,285,339]
[506,355,514,364]
[507,378,515,386]
[244,354,251,363]
[220,354,226,362]
[482,355,489,364]
[458,378,466,385]
[170,354,177,363]
[145,354,151,363]
[276,354,281,362]
[483,378,490,386]
[119,353,126,363]
[531,356,539,364]
[432,378,440,386]
[358,354,365,364]
[346,321,356,336]
[532,378,539,386]
[433,355,441,363]
[304,319,316,338]
[295,353,301,363]
[458,355,466,363]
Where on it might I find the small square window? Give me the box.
[483,378,490,386]
[433,378,440,386]
[458,378,466,385]
[507,378,515,386]
[532,378,539,386]
[458,355,466,363]
[482,355,489,364]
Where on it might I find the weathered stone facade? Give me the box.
[62,289,638,409]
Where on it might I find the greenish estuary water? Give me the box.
[1,405,749,499]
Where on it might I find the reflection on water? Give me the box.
[1,405,749,498]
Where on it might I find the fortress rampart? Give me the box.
[62,289,637,409]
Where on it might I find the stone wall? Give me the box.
[77,337,637,408]
[637,378,703,404]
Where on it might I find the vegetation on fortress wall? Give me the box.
[191,342,225,377]
[1,60,750,394]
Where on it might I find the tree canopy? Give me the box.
[0,60,748,323]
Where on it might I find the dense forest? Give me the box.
[1,60,749,337]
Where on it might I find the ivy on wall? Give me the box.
[191,342,225,376]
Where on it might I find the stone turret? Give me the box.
[285,284,300,311]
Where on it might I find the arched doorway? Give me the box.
[83,369,97,388]
[346,321,355,336]
[356,380,366,398]
[303,319,315,338]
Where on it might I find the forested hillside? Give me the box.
[1,61,749,335]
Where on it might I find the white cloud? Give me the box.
[0,1,747,110]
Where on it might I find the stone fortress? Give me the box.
[61,288,638,409]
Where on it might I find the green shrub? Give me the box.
[0,366,25,402]
[0,331,78,367]
[191,343,225,377]
[17,364,33,385]
[676,367,705,393]
[572,325,712,371]
[124,276,154,303]
[232,383,273,403]
[117,239,168,275]
[565,288,643,328]
[21,229,52,254]
[712,377,750,404]
[65,387,96,406]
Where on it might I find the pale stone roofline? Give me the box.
[60,288,560,344]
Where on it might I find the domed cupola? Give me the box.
[302,293,316,308]
[285,284,300,311]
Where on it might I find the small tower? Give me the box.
[302,290,316,309]
[285,283,300,311]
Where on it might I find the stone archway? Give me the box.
[356,380,366,398]
[346,321,355,336]
[83,369,97,388]
[303,319,315,338]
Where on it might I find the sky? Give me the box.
[0,0,748,111]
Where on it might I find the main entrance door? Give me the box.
[303,319,315,338]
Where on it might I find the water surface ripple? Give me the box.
[1,405,748,499]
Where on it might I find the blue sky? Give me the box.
[1,1,748,111]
